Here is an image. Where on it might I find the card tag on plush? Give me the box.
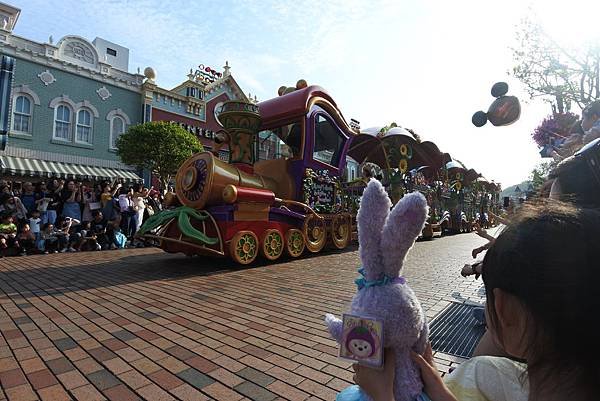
[339,314,384,368]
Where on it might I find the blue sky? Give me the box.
[9,0,600,186]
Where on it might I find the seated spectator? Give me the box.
[0,193,28,224]
[582,100,600,145]
[40,223,59,254]
[17,223,36,255]
[90,211,113,250]
[54,216,81,252]
[0,214,21,256]
[548,137,600,206]
[109,215,126,249]
[50,217,71,253]
[77,221,101,251]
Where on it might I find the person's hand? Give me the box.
[461,264,474,277]
[472,246,483,259]
[411,343,457,401]
[353,348,395,401]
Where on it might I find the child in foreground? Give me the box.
[354,201,600,401]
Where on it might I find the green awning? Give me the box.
[0,155,142,182]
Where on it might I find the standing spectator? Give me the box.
[117,187,134,238]
[60,181,82,221]
[147,189,163,216]
[132,184,148,235]
[45,180,63,225]
[0,193,28,224]
[100,182,120,221]
[28,210,42,250]
[81,183,97,222]
[17,223,36,255]
[35,181,50,224]
[19,182,36,215]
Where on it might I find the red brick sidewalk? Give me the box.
[0,236,485,401]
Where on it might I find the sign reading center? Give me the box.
[171,121,217,140]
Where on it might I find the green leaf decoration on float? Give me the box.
[138,206,219,245]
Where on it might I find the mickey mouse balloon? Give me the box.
[472,82,521,127]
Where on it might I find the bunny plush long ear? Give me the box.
[357,179,392,281]
[380,191,428,278]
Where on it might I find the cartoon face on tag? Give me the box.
[346,326,376,358]
[340,314,384,368]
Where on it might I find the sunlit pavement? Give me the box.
[0,232,488,401]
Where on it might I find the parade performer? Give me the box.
[325,179,429,401]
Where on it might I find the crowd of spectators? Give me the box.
[0,178,165,257]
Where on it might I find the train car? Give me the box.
[139,84,357,264]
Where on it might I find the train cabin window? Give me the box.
[257,121,301,160]
[313,114,345,167]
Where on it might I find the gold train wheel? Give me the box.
[303,214,326,253]
[260,229,284,261]
[331,214,350,249]
[229,231,258,265]
[285,229,305,258]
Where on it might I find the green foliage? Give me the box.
[529,160,555,191]
[116,121,203,188]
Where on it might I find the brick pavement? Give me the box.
[0,232,489,401]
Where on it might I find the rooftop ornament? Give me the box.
[188,63,223,84]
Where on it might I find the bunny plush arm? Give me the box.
[325,313,343,342]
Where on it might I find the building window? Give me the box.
[106,48,117,56]
[54,104,72,141]
[110,116,125,149]
[76,109,93,144]
[13,95,32,133]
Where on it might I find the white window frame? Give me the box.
[12,95,33,134]
[75,108,93,144]
[53,103,73,141]
[110,116,125,150]
[107,109,131,150]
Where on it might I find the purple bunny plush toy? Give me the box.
[325,179,429,401]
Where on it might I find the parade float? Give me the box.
[139,81,358,264]
[139,81,501,263]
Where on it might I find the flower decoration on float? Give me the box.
[399,143,413,159]
[399,159,408,174]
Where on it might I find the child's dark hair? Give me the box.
[482,201,600,397]
[582,100,600,119]
[548,140,600,207]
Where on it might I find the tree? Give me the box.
[116,122,203,191]
[529,160,555,191]
[511,17,600,113]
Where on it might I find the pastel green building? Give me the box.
[0,2,143,182]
